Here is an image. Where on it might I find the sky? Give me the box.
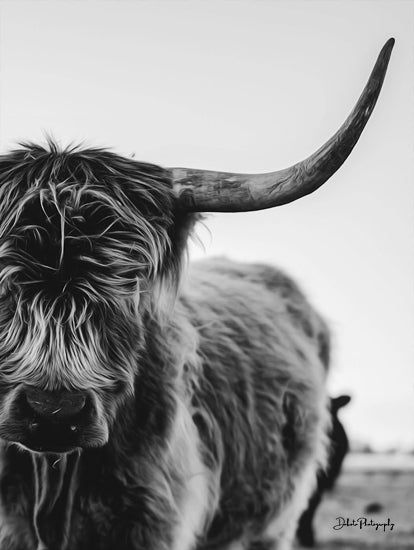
[0,0,412,451]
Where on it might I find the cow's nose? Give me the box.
[24,387,87,419]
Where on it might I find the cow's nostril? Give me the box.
[24,387,87,419]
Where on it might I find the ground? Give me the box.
[293,453,414,550]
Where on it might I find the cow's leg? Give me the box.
[87,483,205,550]
[169,401,216,550]
[257,459,320,550]
[91,405,213,550]
[85,480,197,550]
[296,488,323,547]
[95,479,210,550]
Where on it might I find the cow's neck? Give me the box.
[31,451,81,550]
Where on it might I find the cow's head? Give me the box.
[0,146,186,453]
[0,40,392,456]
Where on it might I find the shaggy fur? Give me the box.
[0,143,330,550]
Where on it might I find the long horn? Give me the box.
[170,39,394,213]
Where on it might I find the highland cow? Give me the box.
[0,40,392,550]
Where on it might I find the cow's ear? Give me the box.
[150,212,201,315]
[168,211,202,265]
[332,395,351,412]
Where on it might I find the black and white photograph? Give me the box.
[0,1,412,549]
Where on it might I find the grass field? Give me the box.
[294,454,414,550]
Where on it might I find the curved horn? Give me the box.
[170,39,394,213]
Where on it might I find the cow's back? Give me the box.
[179,259,330,547]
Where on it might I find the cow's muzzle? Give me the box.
[0,385,109,453]
[25,386,87,418]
